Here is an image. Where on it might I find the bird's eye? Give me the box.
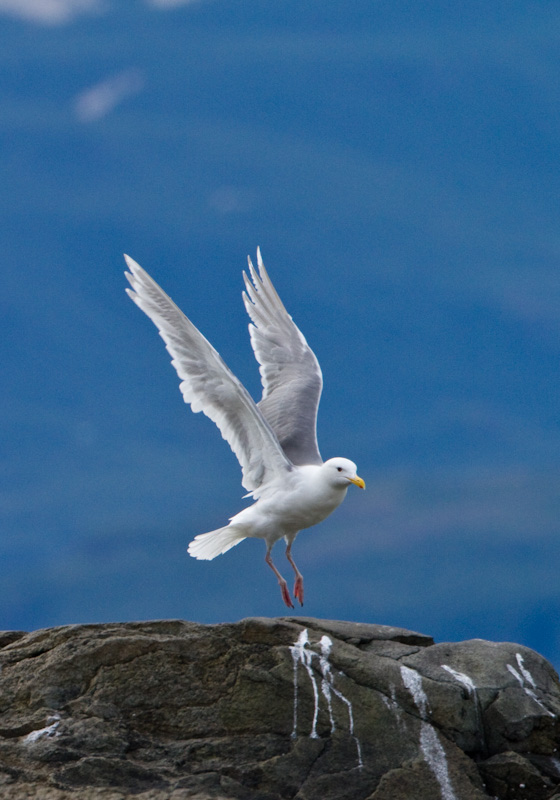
[337,467,343,472]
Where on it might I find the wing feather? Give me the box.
[243,249,323,466]
[124,254,292,493]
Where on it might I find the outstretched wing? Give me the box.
[124,255,292,494]
[242,249,323,466]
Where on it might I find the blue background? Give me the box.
[1,1,559,668]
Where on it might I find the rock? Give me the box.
[0,618,558,800]
[478,751,556,800]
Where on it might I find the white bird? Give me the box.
[124,249,365,609]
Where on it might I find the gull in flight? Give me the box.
[125,249,365,608]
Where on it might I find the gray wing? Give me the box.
[242,249,323,466]
[124,254,293,495]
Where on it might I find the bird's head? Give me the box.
[323,458,365,490]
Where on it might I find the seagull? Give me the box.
[124,249,365,608]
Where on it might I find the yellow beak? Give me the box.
[348,475,366,489]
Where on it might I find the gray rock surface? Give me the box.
[0,617,559,799]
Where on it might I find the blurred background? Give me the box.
[1,0,559,667]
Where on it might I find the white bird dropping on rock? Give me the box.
[401,666,457,800]
[290,629,363,767]
[125,249,365,608]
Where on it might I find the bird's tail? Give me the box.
[187,525,246,561]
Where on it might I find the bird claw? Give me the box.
[294,577,304,606]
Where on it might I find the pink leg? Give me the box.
[265,549,294,609]
[286,543,304,606]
